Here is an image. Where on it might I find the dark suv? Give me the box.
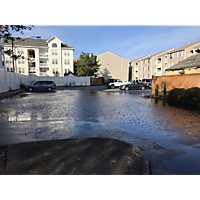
[26,81,56,92]
[141,79,152,87]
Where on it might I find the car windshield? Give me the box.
[33,81,40,85]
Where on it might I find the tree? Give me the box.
[0,25,33,40]
[0,25,35,71]
[76,52,101,76]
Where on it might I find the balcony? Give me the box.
[40,72,48,76]
[156,64,162,69]
[40,63,49,68]
[29,67,36,72]
[156,72,161,76]
[39,54,49,58]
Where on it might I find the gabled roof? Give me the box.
[97,50,129,61]
[47,36,63,43]
[4,38,48,47]
[166,53,200,71]
[4,37,74,49]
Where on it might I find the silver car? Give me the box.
[26,81,56,92]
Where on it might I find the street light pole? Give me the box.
[11,37,15,72]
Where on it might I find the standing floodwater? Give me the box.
[0,89,200,174]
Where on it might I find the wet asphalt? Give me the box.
[1,86,200,175]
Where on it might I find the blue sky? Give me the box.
[12,25,200,61]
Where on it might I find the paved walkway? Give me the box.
[6,138,150,175]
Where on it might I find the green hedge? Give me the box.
[167,87,200,108]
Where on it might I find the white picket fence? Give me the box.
[0,70,90,93]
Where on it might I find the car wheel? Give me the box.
[111,85,115,89]
[28,87,33,92]
[47,87,52,92]
[141,86,145,90]
[125,87,129,91]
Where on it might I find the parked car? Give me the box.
[148,83,151,89]
[26,81,56,92]
[141,79,152,87]
[119,80,147,91]
[107,79,124,89]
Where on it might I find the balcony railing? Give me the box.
[40,72,48,76]
[40,63,49,67]
[29,67,36,71]
[156,64,162,69]
[39,54,49,58]
[156,72,161,76]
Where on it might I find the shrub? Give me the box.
[20,82,26,89]
[155,84,159,96]
[163,84,167,98]
[167,87,200,108]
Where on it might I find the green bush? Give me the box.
[163,84,167,97]
[167,87,200,107]
[155,84,159,96]
[20,82,26,89]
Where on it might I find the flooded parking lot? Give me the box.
[0,88,200,174]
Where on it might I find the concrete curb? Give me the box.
[0,89,25,100]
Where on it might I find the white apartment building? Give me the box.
[4,36,75,76]
[0,27,5,70]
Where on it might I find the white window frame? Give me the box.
[64,50,70,56]
[52,49,58,55]
[17,48,24,55]
[52,59,58,65]
[64,59,70,65]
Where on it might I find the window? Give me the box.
[22,68,25,73]
[17,48,24,55]
[18,68,21,73]
[52,59,58,64]
[18,58,24,64]
[178,51,183,57]
[52,43,57,48]
[64,59,70,65]
[6,57,12,64]
[170,53,173,59]
[143,60,145,64]
[52,49,58,55]
[143,74,144,78]
[65,69,68,74]
[148,58,150,63]
[143,67,144,71]
[148,74,150,78]
[148,66,150,71]
[33,81,41,85]
[64,50,70,56]
[53,69,58,74]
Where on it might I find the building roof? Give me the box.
[166,53,200,71]
[4,37,74,49]
[167,40,200,54]
[130,48,175,63]
[97,51,129,61]
[130,55,151,63]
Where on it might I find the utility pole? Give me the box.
[11,37,15,72]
